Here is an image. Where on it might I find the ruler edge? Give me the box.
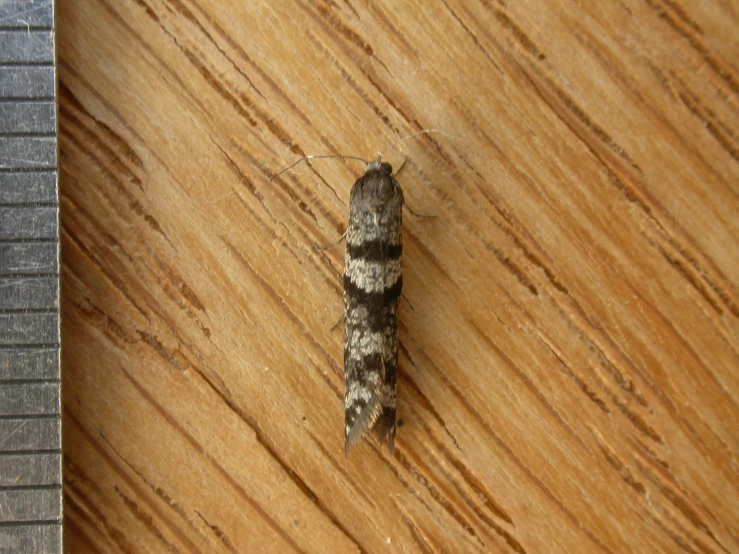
[0,0,63,551]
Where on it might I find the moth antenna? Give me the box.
[269,154,368,183]
[377,128,453,159]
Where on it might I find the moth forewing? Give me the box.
[343,157,403,454]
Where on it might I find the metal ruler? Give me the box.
[0,1,62,552]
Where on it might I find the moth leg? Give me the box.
[318,229,347,251]
[330,313,344,332]
[393,155,408,177]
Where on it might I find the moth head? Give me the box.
[366,154,393,174]
[361,156,398,213]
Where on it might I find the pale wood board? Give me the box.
[58,1,738,552]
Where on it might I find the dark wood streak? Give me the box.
[540,295,668,444]
[403,227,461,292]
[627,281,739,415]
[466,16,738,327]
[629,437,671,471]
[417,162,540,295]
[224,136,348,239]
[306,4,465,144]
[596,442,647,496]
[643,0,738,95]
[673,77,739,162]
[57,58,150,153]
[183,360,368,554]
[142,251,212,339]
[468,320,590,451]
[642,510,703,554]
[414,350,616,554]
[367,3,419,58]
[313,1,375,57]
[458,144,572,296]
[195,511,240,554]
[212,147,346,301]
[224,240,344,395]
[59,95,171,243]
[358,444,445,535]
[230,184,344,301]
[145,0,307,156]
[303,29,398,131]
[659,234,739,319]
[660,0,705,33]
[166,0,264,97]
[183,49,258,125]
[570,29,738,199]
[631,438,732,540]
[60,213,150,321]
[64,491,135,554]
[394,446,487,548]
[102,242,363,552]
[511,58,739,320]
[95,0,213,119]
[491,8,547,61]
[64,461,139,554]
[116,367,308,553]
[543,296,649,408]
[65,411,204,552]
[306,430,377,510]
[131,0,160,23]
[400,137,554,303]
[63,511,106,554]
[532,329,611,414]
[99,432,215,548]
[397,345,461,444]
[183,0,360,165]
[408,420,525,553]
[66,296,135,351]
[218,140,350,262]
[424,428,514,526]
[546,275,739,463]
[58,85,145,190]
[635,458,730,553]
[439,0,504,75]
[395,503,442,554]
[114,486,181,554]
[58,82,144,174]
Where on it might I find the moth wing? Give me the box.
[344,174,401,455]
[344,236,388,454]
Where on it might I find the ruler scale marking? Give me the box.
[0,1,61,552]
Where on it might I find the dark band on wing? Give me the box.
[344,352,398,381]
[346,240,402,262]
[343,274,402,306]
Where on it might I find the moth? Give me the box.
[343,156,403,454]
[272,130,442,455]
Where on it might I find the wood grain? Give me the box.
[57,0,738,552]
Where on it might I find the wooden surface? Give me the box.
[57,1,738,552]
